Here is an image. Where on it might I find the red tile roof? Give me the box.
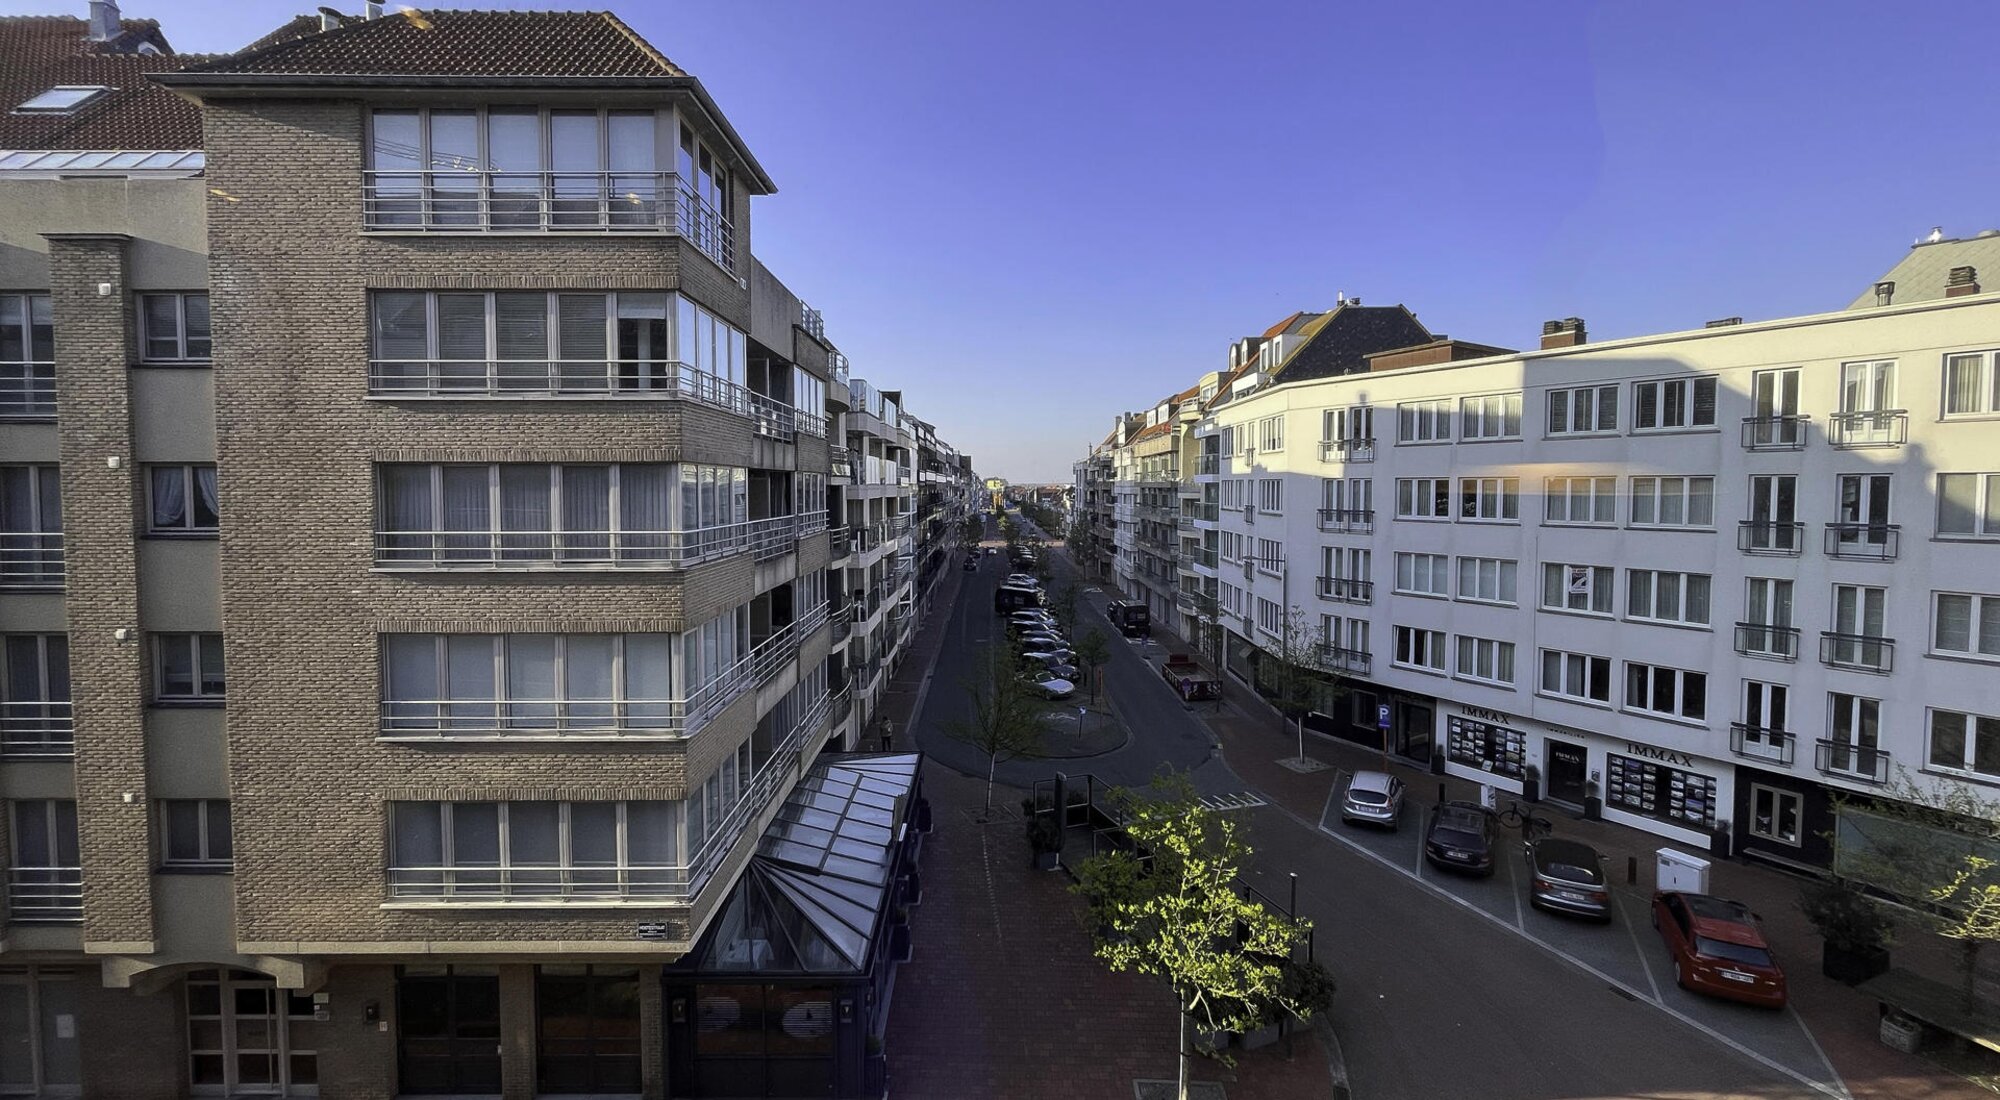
[1128,422,1172,444]
[180,9,684,78]
[0,15,201,150]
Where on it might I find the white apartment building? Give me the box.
[1196,281,2000,866]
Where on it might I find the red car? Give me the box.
[1652,891,1788,1009]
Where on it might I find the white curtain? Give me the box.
[499,466,551,562]
[193,466,220,529]
[561,465,611,561]
[624,634,672,727]
[616,464,668,560]
[151,467,187,530]
[506,636,557,728]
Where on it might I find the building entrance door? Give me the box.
[1393,700,1433,762]
[1546,741,1588,805]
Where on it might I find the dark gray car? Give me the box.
[1525,837,1611,920]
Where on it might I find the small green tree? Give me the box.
[1074,771,1315,1100]
[943,644,1046,816]
[1258,607,1344,763]
[1050,581,1080,636]
[959,514,985,549]
[1073,628,1112,704]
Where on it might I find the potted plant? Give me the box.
[1026,813,1063,870]
[1521,764,1542,804]
[1799,878,1894,984]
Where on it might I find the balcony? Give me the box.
[1823,524,1899,561]
[1820,632,1894,674]
[1312,643,1372,677]
[7,867,83,923]
[1195,454,1220,476]
[1316,577,1373,604]
[1740,416,1809,451]
[0,701,73,758]
[1176,514,1196,530]
[800,303,826,341]
[375,519,782,571]
[1816,738,1890,784]
[0,532,63,589]
[1318,438,1376,463]
[1827,410,1908,449]
[1737,521,1804,557]
[749,516,800,562]
[361,169,737,272]
[1193,549,1217,572]
[830,447,856,481]
[1733,622,1800,661]
[830,604,853,643]
[368,355,756,410]
[1730,723,1796,766]
[1316,508,1375,534]
[0,362,55,420]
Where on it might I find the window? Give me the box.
[382,631,714,738]
[1624,662,1707,722]
[1943,351,2000,417]
[1626,569,1711,626]
[1456,557,1517,605]
[1832,473,1893,555]
[795,472,826,528]
[536,965,641,1093]
[1743,473,1800,553]
[1547,384,1618,435]
[0,294,54,419]
[1257,478,1283,514]
[1539,649,1611,703]
[0,465,62,589]
[1632,376,1717,431]
[154,633,224,703]
[1938,473,2000,537]
[1928,709,2000,779]
[1394,477,1450,519]
[147,465,220,535]
[1394,552,1448,597]
[388,800,685,898]
[1218,531,1244,562]
[1255,538,1282,575]
[14,86,109,113]
[1740,577,1796,658]
[1541,563,1613,615]
[0,967,81,1093]
[1544,476,1616,525]
[1,634,71,755]
[1258,415,1284,452]
[1457,477,1519,521]
[1827,693,1883,779]
[1459,393,1522,440]
[1629,476,1714,528]
[1255,598,1283,637]
[1454,636,1515,685]
[1393,626,1445,672]
[159,800,232,871]
[1934,592,2000,660]
[1828,584,1890,670]
[139,293,211,362]
[1397,399,1453,443]
[186,970,318,1096]
[1739,680,1792,762]
[9,799,79,922]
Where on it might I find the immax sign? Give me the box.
[1623,741,1697,768]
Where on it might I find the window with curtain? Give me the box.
[389,801,682,898]
[0,294,54,419]
[154,633,224,703]
[381,633,677,737]
[146,464,220,534]
[377,463,691,567]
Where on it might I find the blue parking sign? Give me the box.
[1377,704,1392,729]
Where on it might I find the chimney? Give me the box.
[1539,317,1586,350]
[1946,266,1982,298]
[87,0,119,41]
[1873,281,1895,307]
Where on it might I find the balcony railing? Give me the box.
[1317,508,1375,534]
[1821,631,1894,673]
[1176,514,1196,530]
[1316,577,1373,604]
[800,304,826,341]
[1827,410,1907,449]
[374,520,772,571]
[1734,622,1800,661]
[0,363,55,419]
[1740,416,1809,451]
[0,532,63,589]
[361,170,737,272]
[1312,643,1372,677]
[8,868,83,923]
[830,447,856,481]
[1730,723,1796,766]
[369,355,756,409]
[0,702,73,757]
[830,604,853,643]
[1195,454,1220,476]
[1737,521,1804,556]
[1318,438,1378,463]
[1824,523,1899,561]
[748,515,799,562]
[1816,738,1890,784]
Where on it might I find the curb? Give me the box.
[1313,1015,1352,1100]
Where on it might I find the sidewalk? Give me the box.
[877,546,1338,1099]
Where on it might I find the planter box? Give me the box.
[1239,1022,1281,1051]
[1034,849,1061,871]
[1823,942,1890,985]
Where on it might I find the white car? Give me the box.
[1027,672,1075,699]
[1006,574,1041,588]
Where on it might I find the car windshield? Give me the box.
[1695,937,1774,969]
[1436,809,1486,835]
[1540,861,1602,885]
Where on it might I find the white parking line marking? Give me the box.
[1506,839,1525,929]
[1614,887,1664,1002]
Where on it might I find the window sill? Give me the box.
[1627,427,1721,437]
[1394,440,1453,447]
[1543,431,1620,440]
[1392,590,1449,601]
[1535,691,1613,711]
[157,864,233,875]
[0,414,56,423]
[133,360,212,370]
[1394,515,1452,523]
[150,699,225,709]
[1937,413,2000,423]
[1924,651,2000,667]
[1455,598,1520,609]
[1625,525,1718,533]
[1455,518,1521,526]
[142,530,219,541]
[1451,674,1518,691]
[1541,521,1617,530]
[1919,765,2000,789]
[1931,536,2000,545]
[379,733,688,744]
[1620,709,1709,730]
[1624,618,1713,634]
[1457,436,1523,445]
[1390,662,1447,678]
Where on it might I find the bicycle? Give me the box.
[1498,800,1554,842]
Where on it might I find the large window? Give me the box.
[397,966,502,1095]
[1540,649,1611,704]
[389,800,685,898]
[1938,473,2000,537]
[0,294,54,418]
[139,292,211,363]
[147,464,220,535]
[1546,384,1617,435]
[154,633,224,704]
[1629,476,1714,528]
[1394,477,1450,520]
[1459,393,1521,440]
[1454,636,1515,686]
[1627,569,1711,626]
[1457,477,1519,522]
[1632,376,1717,431]
[8,799,79,922]
[0,967,80,1094]
[376,462,749,568]
[1928,709,2000,780]
[381,619,747,739]
[1394,552,1448,597]
[1826,693,1884,780]
[1256,478,1283,514]
[0,465,61,589]
[1544,476,1616,525]
[536,965,640,1094]
[1,634,70,757]
[1749,786,1803,847]
[1943,351,2000,417]
[1456,557,1517,605]
[159,799,233,871]
[1393,626,1445,673]
[1542,563,1613,615]
[1934,592,2000,660]
[1396,399,1453,443]
[1624,662,1707,722]
[185,970,318,1097]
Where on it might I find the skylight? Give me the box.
[15,86,111,114]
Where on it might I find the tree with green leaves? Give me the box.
[1073,628,1111,704]
[942,644,1047,816]
[1050,581,1079,635]
[1258,606,1345,764]
[1073,770,1317,1100]
[959,514,985,549]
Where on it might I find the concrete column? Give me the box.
[499,964,537,1100]
[640,964,666,1099]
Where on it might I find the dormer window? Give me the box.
[14,86,110,114]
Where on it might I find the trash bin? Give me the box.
[1656,848,1711,894]
[1879,1012,1924,1054]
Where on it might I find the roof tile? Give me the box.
[0,15,200,150]
[182,9,684,78]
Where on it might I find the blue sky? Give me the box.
[27,0,2000,481]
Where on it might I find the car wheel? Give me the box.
[1675,958,1688,990]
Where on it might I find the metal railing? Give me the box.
[373,520,768,570]
[368,356,758,410]
[1195,454,1220,476]
[1316,508,1375,534]
[0,363,55,419]
[748,515,799,562]
[1824,523,1899,561]
[1827,410,1907,449]
[1730,723,1796,766]
[361,170,737,271]
[1734,622,1800,661]
[828,352,850,390]
[7,868,83,922]
[830,447,856,481]
[1820,631,1894,673]
[830,604,853,643]
[1816,738,1890,784]
[1312,643,1371,676]
[0,532,63,588]
[1316,577,1373,603]
[1740,416,1808,451]
[1737,521,1804,556]
[800,304,825,341]
[1319,438,1376,463]
[0,702,73,757]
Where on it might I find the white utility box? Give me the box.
[1656,848,1711,894]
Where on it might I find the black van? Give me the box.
[1105,600,1151,637]
[994,584,1043,613]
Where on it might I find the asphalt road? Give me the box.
[913,515,1818,1100]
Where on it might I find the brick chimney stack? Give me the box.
[1540,317,1586,350]
[1946,266,1982,298]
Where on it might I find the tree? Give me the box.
[1073,628,1111,704]
[1073,770,1316,1100]
[1258,607,1345,764]
[1050,581,1080,637]
[959,514,984,549]
[942,644,1046,815]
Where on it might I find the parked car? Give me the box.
[1652,892,1788,1008]
[984,547,997,556]
[1019,651,1078,678]
[1025,671,1075,699]
[962,557,979,571]
[1424,801,1497,875]
[1006,573,1041,588]
[1340,771,1404,830]
[1524,838,1611,921]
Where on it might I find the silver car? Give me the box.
[1341,770,1405,831]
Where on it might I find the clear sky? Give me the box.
[21,0,2000,482]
